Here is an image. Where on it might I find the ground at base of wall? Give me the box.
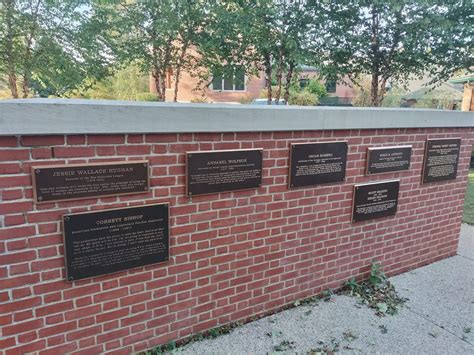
[171,225,474,354]
[463,169,474,225]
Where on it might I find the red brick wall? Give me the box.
[1,128,473,354]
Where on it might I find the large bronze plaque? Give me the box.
[289,141,348,188]
[366,145,412,175]
[63,203,169,281]
[352,180,400,223]
[32,161,149,203]
[186,149,263,196]
[422,138,461,183]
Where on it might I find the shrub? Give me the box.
[306,79,328,98]
[239,94,254,104]
[190,97,209,103]
[288,91,319,106]
[135,92,159,101]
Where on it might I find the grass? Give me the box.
[463,169,474,225]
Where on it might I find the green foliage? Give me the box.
[135,93,158,102]
[288,91,318,106]
[308,339,341,354]
[0,0,111,97]
[381,87,407,108]
[463,169,474,225]
[238,94,254,104]
[95,0,205,101]
[69,65,149,101]
[344,261,407,316]
[199,1,312,103]
[412,86,462,110]
[190,97,209,104]
[352,77,406,107]
[273,340,296,352]
[305,79,327,98]
[307,1,472,106]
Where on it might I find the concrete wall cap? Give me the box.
[0,98,472,135]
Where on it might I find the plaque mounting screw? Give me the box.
[64,216,70,222]
[143,163,147,167]
[68,276,73,281]
[38,196,43,201]
[35,169,40,174]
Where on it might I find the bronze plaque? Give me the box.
[352,180,400,223]
[289,141,348,188]
[422,138,461,183]
[32,161,149,203]
[186,149,263,196]
[63,203,169,281]
[366,145,412,175]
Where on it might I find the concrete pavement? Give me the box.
[178,224,474,354]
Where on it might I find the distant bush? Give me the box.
[135,92,159,101]
[259,86,280,98]
[306,79,328,98]
[288,91,319,106]
[239,94,254,104]
[190,97,209,103]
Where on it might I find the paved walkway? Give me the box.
[178,224,474,354]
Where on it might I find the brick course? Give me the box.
[0,128,473,354]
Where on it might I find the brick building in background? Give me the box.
[149,66,355,104]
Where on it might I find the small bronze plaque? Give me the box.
[63,203,169,281]
[422,138,461,183]
[289,141,348,188]
[366,145,412,175]
[32,161,149,203]
[186,149,263,196]
[352,180,400,223]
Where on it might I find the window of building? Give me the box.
[299,78,309,89]
[325,80,337,93]
[211,66,246,92]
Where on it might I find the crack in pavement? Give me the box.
[402,304,474,347]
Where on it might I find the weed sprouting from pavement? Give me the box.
[344,261,407,316]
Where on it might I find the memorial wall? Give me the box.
[0,100,473,354]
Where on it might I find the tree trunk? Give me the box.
[264,53,272,104]
[8,73,19,98]
[274,47,284,104]
[4,0,18,98]
[173,42,188,102]
[370,74,380,107]
[22,74,30,98]
[283,60,296,104]
[152,68,163,101]
[160,71,167,102]
[370,5,381,107]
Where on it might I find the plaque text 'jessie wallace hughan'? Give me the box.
[63,204,169,281]
[366,145,412,175]
[352,180,400,223]
[32,161,149,203]
[289,141,348,188]
[186,149,263,196]
[422,138,461,183]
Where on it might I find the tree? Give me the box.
[100,0,205,102]
[198,0,311,104]
[0,0,111,98]
[308,0,473,106]
[196,1,268,98]
[68,64,149,101]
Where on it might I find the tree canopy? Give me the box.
[1,0,471,105]
[0,0,112,98]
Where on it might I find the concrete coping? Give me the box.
[0,99,473,135]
